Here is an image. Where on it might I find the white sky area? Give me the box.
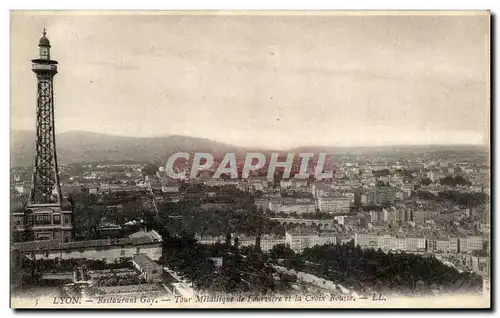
[11,12,490,149]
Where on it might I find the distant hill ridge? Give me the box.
[10,130,488,167]
[10,130,246,166]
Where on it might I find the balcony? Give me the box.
[30,224,73,230]
[32,63,58,72]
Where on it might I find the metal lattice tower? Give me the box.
[29,29,62,205]
[11,29,72,243]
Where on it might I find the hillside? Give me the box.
[10,130,489,167]
[10,130,244,166]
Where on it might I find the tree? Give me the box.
[420,178,432,186]
[225,231,232,246]
[269,244,295,259]
[440,176,471,186]
[284,243,482,295]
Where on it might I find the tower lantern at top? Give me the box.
[38,28,51,59]
[32,29,58,75]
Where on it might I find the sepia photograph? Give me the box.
[9,10,491,309]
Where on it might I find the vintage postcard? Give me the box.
[10,11,491,309]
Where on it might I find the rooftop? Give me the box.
[13,230,162,252]
[97,283,163,295]
[132,254,162,272]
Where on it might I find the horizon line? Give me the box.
[12,128,490,150]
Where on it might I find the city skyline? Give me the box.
[11,12,490,149]
[10,11,491,310]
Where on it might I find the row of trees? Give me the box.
[413,190,489,208]
[72,190,155,240]
[439,176,471,186]
[419,176,471,187]
[152,199,284,237]
[269,243,483,296]
[159,234,297,294]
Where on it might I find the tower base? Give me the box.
[22,203,74,243]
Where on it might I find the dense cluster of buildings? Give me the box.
[284,229,338,251]
[354,232,483,254]
[12,153,490,214]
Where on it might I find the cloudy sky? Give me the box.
[11,11,490,149]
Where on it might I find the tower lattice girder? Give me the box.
[30,35,62,205]
[14,29,74,243]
